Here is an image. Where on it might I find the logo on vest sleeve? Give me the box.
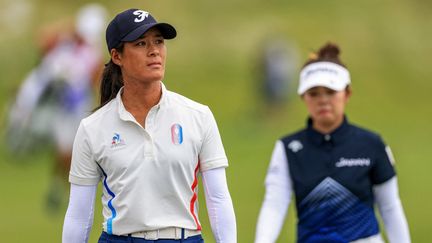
[111,133,125,148]
[385,146,396,165]
[288,140,303,153]
[171,124,183,145]
[335,157,370,167]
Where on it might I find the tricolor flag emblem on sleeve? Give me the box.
[171,124,183,145]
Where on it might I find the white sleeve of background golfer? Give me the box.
[8,68,52,126]
[202,167,237,243]
[373,177,411,243]
[255,141,292,243]
[62,184,97,243]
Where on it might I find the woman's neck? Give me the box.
[121,80,162,126]
[123,81,161,107]
[312,116,344,135]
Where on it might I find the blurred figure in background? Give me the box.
[6,3,107,213]
[255,42,411,243]
[255,36,299,108]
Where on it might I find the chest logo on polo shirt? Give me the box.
[171,124,183,145]
[111,133,126,148]
[335,157,370,167]
[288,140,303,153]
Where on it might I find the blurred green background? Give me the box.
[1,0,431,242]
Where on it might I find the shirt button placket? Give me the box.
[324,134,333,169]
[142,131,153,157]
[143,108,156,157]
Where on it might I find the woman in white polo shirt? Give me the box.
[62,8,237,243]
[254,42,411,243]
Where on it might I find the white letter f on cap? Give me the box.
[133,10,149,22]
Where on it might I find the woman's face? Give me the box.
[302,86,351,129]
[112,27,167,84]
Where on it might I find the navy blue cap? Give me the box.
[106,9,176,51]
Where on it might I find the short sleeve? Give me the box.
[199,107,228,172]
[69,122,101,185]
[371,138,396,185]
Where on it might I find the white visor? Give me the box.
[298,61,351,95]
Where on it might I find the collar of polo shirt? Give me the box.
[306,116,350,145]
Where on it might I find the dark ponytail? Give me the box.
[95,43,125,110]
[303,42,346,68]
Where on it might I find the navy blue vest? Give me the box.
[281,117,395,243]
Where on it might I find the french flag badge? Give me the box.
[171,124,183,145]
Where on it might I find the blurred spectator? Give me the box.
[6,3,107,213]
[256,36,299,106]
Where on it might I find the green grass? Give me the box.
[1,0,431,242]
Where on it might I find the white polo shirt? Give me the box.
[69,82,228,235]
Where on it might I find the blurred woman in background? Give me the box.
[6,3,106,212]
[254,42,411,243]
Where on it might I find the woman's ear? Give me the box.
[345,86,352,100]
[110,49,122,66]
